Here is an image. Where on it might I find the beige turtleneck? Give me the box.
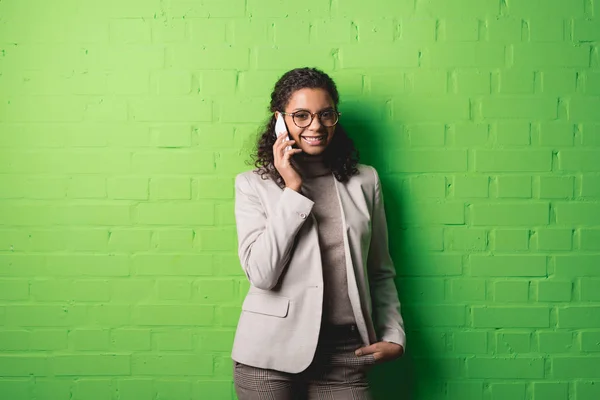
[294,154,356,326]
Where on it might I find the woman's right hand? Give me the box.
[273,134,303,192]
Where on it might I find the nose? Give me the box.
[307,113,323,131]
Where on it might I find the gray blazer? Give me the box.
[231,164,406,373]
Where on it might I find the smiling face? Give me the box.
[277,88,337,156]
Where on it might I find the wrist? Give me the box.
[286,184,302,193]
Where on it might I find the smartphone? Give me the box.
[275,114,292,151]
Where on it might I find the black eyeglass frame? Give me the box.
[279,109,342,128]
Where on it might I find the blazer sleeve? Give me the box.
[234,173,315,290]
[367,167,407,348]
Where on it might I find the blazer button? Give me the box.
[299,212,307,219]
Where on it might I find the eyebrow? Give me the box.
[291,107,335,112]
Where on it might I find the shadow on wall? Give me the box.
[341,99,442,400]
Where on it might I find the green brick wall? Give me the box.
[0,0,599,399]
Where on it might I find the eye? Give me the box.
[321,110,335,120]
[294,111,311,121]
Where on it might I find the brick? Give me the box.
[170,0,245,17]
[72,280,110,302]
[137,203,215,225]
[496,332,531,354]
[425,44,504,67]
[452,176,489,198]
[472,203,549,226]
[582,175,600,198]
[193,380,233,399]
[403,306,466,327]
[558,307,600,328]
[487,18,521,43]
[34,380,71,400]
[6,306,84,327]
[496,122,530,145]
[404,255,462,277]
[0,279,29,300]
[582,279,600,301]
[401,228,444,251]
[154,229,194,251]
[341,45,419,69]
[406,123,445,146]
[555,203,600,225]
[397,278,445,303]
[408,71,447,95]
[108,229,151,251]
[189,19,228,45]
[447,382,483,399]
[0,356,48,376]
[491,383,526,400]
[539,177,574,199]
[256,46,334,70]
[389,150,467,172]
[0,330,29,350]
[88,305,131,326]
[157,279,192,300]
[410,176,445,198]
[529,17,565,41]
[132,355,212,376]
[149,177,191,201]
[155,379,192,400]
[536,228,573,251]
[571,98,600,121]
[54,355,130,376]
[132,254,213,275]
[132,149,214,174]
[449,280,486,301]
[473,306,550,328]
[456,71,491,95]
[514,43,589,67]
[475,150,551,172]
[400,203,465,224]
[499,71,535,94]
[150,125,192,148]
[395,97,470,122]
[445,228,487,251]
[471,255,545,277]
[574,19,600,41]
[117,379,153,400]
[555,256,600,278]
[483,97,557,119]
[538,281,572,302]
[30,330,68,350]
[69,329,110,351]
[581,230,600,250]
[467,358,544,378]
[109,19,151,44]
[73,379,112,400]
[68,176,107,198]
[587,72,600,94]
[111,329,151,351]
[129,97,212,122]
[553,357,600,378]
[575,382,600,399]
[354,18,395,43]
[581,332,600,352]
[201,71,237,97]
[156,330,193,351]
[496,176,532,198]
[494,281,529,302]
[133,305,214,326]
[168,45,249,69]
[539,122,574,146]
[542,71,577,94]
[198,330,236,352]
[0,380,30,400]
[273,20,310,44]
[559,150,600,171]
[538,331,574,352]
[151,19,186,44]
[194,279,236,303]
[47,255,129,276]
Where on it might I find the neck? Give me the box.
[294,153,330,178]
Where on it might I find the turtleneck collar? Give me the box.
[294,153,331,178]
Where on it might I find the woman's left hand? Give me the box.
[355,342,404,363]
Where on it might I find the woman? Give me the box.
[232,67,406,399]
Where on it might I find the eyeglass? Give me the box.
[280,109,341,128]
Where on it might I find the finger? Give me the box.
[355,344,378,356]
[282,148,302,163]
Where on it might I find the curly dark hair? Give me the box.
[249,67,360,188]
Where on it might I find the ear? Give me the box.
[274,111,280,119]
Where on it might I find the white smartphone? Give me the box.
[274,114,292,151]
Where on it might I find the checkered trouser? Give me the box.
[233,326,375,400]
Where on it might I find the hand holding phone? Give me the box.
[275,114,292,151]
[273,113,302,192]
